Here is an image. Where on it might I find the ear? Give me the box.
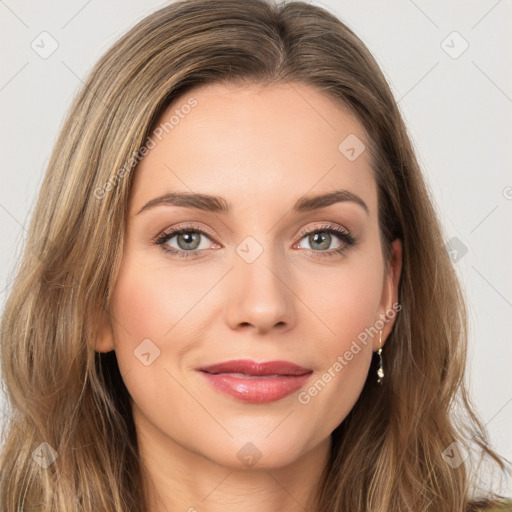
[373,238,402,351]
[94,308,116,353]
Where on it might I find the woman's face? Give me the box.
[97,82,401,470]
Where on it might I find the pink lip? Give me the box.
[197,359,313,404]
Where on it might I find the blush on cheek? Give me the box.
[109,259,214,375]
[112,266,179,337]
[319,290,380,351]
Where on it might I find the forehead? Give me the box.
[130,82,376,217]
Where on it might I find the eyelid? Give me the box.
[296,222,351,239]
[153,222,219,245]
[154,221,353,246]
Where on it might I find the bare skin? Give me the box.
[96,81,402,512]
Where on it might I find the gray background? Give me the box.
[1,0,511,494]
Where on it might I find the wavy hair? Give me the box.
[1,0,510,510]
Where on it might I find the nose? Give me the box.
[224,245,296,335]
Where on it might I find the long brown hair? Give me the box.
[1,0,510,510]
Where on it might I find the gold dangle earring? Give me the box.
[376,330,384,385]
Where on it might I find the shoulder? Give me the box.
[468,499,512,511]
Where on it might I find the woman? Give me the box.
[0,0,510,510]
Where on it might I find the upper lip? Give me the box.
[197,359,312,377]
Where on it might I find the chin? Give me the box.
[202,433,315,471]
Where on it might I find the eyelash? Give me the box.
[154,223,357,260]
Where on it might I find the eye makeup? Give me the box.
[153,222,358,260]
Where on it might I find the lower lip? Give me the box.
[198,372,312,404]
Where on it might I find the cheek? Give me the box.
[108,251,185,376]
[292,251,381,432]
[302,250,383,355]
[297,342,372,444]
[108,248,224,402]
[110,249,208,346]
[296,288,375,441]
[107,253,197,430]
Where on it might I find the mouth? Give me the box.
[196,359,313,404]
[197,359,312,377]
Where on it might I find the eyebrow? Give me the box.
[136,189,369,216]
